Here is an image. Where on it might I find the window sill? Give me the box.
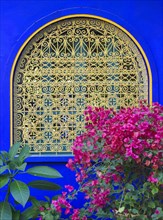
[25,155,74,163]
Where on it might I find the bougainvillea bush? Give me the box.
[39,102,163,220]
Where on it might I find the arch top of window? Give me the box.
[10,14,152,155]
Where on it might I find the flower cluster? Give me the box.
[52,192,72,215]
[52,102,163,219]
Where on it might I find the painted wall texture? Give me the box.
[0,0,163,209]
[1,0,163,150]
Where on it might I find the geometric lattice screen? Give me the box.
[11,16,150,155]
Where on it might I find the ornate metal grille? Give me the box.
[12,16,149,154]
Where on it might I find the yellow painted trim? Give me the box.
[10,14,152,146]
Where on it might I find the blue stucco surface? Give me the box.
[0,0,163,212]
[0,0,163,151]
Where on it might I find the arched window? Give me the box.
[11,15,152,155]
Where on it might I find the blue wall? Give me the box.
[0,0,163,212]
[1,0,163,151]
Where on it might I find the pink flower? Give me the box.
[52,200,61,213]
[39,206,44,211]
[155,209,160,214]
[91,180,98,186]
[65,185,74,192]
[145,160,151,166]
[65,208,71,214]
[61,103,163,219]
[52,195,72,214]
[147,172,158,183]
[66,159,75,170]
[153,164,158,170]
[87,141,92,146]
[85,195,90,200]
[96,171,102,178]
[71,209,80,220]
[112,174,120,182]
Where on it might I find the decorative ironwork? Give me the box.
[12,16,149,154]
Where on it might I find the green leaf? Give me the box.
[44,202,50,209]
[148,201,156,209]
[18,145,30,162]
[110,165,116,170]
[21,206,40,220]
[143,182,150,188]
[0,165,8,174]
[29,197,41,208]
[0,175,9,188]
[138,215,148,220]
[158,172,163,183]
[10,180,30,207]
[12,210,20,220]
[1,151,9,160]
[26,166,62,178]
[45,213,54,220]
[0,202,12,220]
[17,162,27,171]
[118,206,125,213]
[52,194,61,200]
[152,187,159,195]
[0,159,3,166]
[28,180,61,190]
[125,183,135,191]
[10,204,16,212]
[8,161,17,170]
[44,196,50,202]
[132,195,138,200]
[132,208,138,214]
[9,142,21,159]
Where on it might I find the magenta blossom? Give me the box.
[147,172,158,183]
[65,185,74,192]
[51,102,163,219]
[155,209,160,215]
